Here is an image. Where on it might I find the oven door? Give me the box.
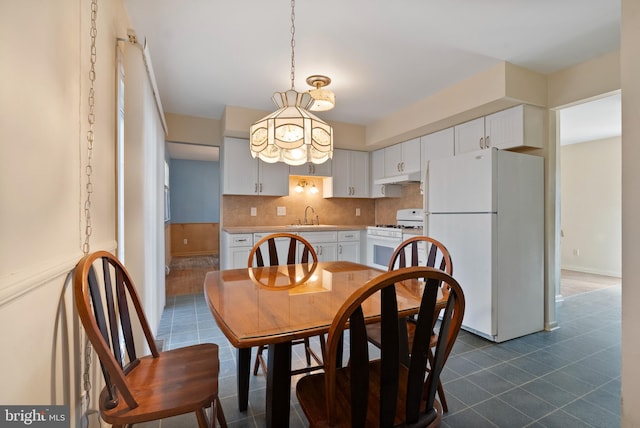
[366,234,401,270]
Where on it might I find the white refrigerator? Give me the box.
[424,148,544,342]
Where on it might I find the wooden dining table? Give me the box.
[203,260,428,427]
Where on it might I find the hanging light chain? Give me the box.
[81,2,98,427]
[289,0,296,90]
[83,0,97,257]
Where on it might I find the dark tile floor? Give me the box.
[143,284,621,427]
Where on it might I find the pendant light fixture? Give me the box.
[249,0,333,166]
[307,75,335,111]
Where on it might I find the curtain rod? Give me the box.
[117,30,169,135]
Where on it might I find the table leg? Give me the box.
[237,347,251,411]
[265,341,292,428]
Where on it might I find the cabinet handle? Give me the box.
[381,185,385,195]
[485,136,490,148]
[401,161,405,171]
[479,137,484,149]
[259,183,263,192]
[237,238,247,243]
[338,244,342,254]
[254,183,258,193]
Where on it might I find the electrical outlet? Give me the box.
[573,248,580,256]
[277,206,286,216]
[356,208,361,216]
[183,238,188,245]
[250,207,257,216]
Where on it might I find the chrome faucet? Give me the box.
[304,205,318,225]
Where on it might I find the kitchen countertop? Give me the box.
[222,225,369,234]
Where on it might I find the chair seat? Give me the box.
[100,343,221,425]
[296,360,442,428]
[366,320,438,350]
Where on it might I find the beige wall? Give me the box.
[0,0,130,424]
[560,137,621,277]
[621,0,640,425]
[166,112,221,145]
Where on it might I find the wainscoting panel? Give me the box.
[170,223,219,256]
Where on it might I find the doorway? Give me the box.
[558,92,622,297]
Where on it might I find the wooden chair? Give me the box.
[74,251,227,428]
[247,232,326,376]
[367,235,454,411]
[296,266,465,427]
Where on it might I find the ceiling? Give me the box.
[125,1,621,158]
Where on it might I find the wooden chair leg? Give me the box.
[215,397,228,428]
[195,407,208,428]
[253,345,266,375]
[303,338,312,365]
[437,380,448,412]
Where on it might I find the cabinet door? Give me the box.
[421,128,454,164]
[330,149,351,197]
[258,161,290,196]
[315,243,338,262]
[370,150,386,198]
[421,128,454,194]
[485,105,543,150]
[401,137,422,173]
[371,149,385,181]
[454,117,486,154]
[384,144,403,177]
[349,150,369,197]
[338,241,360,263]
[222,137,259,195]
[228,246,252,269]
[485,106,522,150]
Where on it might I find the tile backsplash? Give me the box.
[222,176,423,227]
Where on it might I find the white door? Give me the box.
[427,212,497,338]
[427,149,496,214]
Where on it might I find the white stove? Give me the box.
[366,209,423,269]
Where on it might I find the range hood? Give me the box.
[374,170,422,185]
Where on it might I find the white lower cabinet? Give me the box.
[299,231,338,262]
[223,229,364,268]
[338,230,362,263]
[221,232,253,270]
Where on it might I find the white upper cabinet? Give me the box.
[289,159,332,177]
[420,127,455,193]
[370,149,401,198]
[455,105,544,155]
[454,117,486,154]
[485,104,543,150]
[324,149,369,198]
[222,137,289,196]
[384,137,421,176]
[421,127,455,164]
